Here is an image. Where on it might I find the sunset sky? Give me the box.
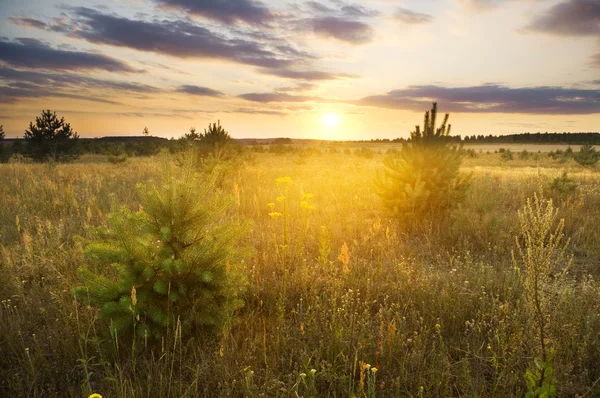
[0,0,599,140]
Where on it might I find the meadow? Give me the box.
[1,146,600,397]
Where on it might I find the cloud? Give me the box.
[176,85,225,97]
[311,17,373,44]
[526,0,600,36]
[591,52,600,67]
[259,68,359,80]
[458,0,517,11]
[116,112,192,118]
[307,1,335,13]
[12,7,359,81]
[238,92,322,103]
[0,85,120,105]
[0,67,158,93]
[393,8,433,24]
[9,17,48,29]
[355,84,600,114]
[276,83,318,92]
[339,3,379,18]
[0,66,160,104]
[154,0,273,25]
[307,1,378,18]
[66,7,292,68]
[231,107,286,116]
[0,38,138,72]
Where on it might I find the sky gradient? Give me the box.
[0,0,599,140]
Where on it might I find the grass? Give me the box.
[1,147,600,397]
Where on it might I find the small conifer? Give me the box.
[376,103,469,225]
[75,155,246,344]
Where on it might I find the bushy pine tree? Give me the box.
[179,121,244,188]
[75,156,246,344]
[376,103,469,225]
[24,110,80,162]
[573,144,599,167]
[199,120,232,147]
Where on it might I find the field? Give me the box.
[1,146,600,397]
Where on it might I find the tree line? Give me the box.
[1,110,599,163]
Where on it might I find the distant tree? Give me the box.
[182,126,201,142]
[573,144,599,167]
[143,126,150,136]
[376,103,469,226]
[24,110,80,162]
[199,120,232,146]
[273,137,292,145]
[0,125,4,141]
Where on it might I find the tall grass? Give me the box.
[1,151,600,396]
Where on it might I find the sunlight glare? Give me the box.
[321,113,340,128]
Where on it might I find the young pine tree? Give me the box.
[573,144,599,167]
[24,110,80,162]
[75,155,247,344]
[376,103,469,226]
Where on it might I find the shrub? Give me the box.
[518,150,530,160]
[376,103,469,224]
[549,171,578,195]
[500,148,514,161]
[354,147,375,159]
[573,144,599,167]
[24,110,80,162]
[106,143,128,164]
[74,156,247,344]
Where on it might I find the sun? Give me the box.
[321,112,340,128]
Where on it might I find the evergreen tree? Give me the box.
[0,124,4,141]
[573,144,599,167]
[184,121,244,188]
[24,110,80,162]
[75,156,247,344]
[199,120,232,147]
[376,103,469,225]
[181,127,201,142]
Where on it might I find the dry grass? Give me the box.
[1,148,600,397]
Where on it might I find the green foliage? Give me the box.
[24,110,80,162]
[573,144,599,167]
[519,150,531,160]
[106,143,128,164]
[549,171,578,195]
[179,122,244,187]
[499,148,514,161]
[74,157,246,343]
[525,350,557,398]
[181,126,201,142]
[376,103,469,224]
[199,120,232,147]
